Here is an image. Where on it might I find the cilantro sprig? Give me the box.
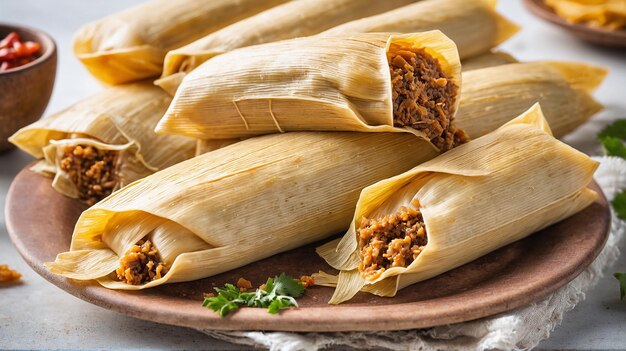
[598,120,626,300]
[202,273,306,317]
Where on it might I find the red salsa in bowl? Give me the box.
[0,31,41,72]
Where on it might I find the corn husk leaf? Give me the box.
[45,132,442,289]
[316,104,598,304]
[157,31,461,140]
[156,0,422,94]
[9,82,196,199]
[321,0,518,59]
[73,0,288,84]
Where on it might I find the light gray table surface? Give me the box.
[1,1,625,350]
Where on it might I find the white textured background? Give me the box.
[1,1,625,349]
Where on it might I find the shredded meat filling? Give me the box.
[59,145,119,206]
[357,201,427,281]
[116,240,168,285]
[389,48,467,151]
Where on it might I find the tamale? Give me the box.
[73,0,288,85]
[9,83,195,205]
[457,61,606,138]
[315,104,598,304]
[321,0,519,59]
[158,31,466,151]
[156,0,518,94]
[193,51,520,156]
[45,132,442,289]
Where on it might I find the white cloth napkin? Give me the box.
[201,156,626,351]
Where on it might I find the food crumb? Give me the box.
[236,277,253,292]
[0,264,22,282]
[203,292,216,298]
[299,275,315,288]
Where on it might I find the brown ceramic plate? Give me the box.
[6,167,610,332]
[524,0,626,48]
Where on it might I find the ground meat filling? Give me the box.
[357,202,427,281]
[116,240,169,285]
[389,48,467,151]
[59,145,119,206]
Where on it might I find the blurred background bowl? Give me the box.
[0,23,56,152]
[524,0,626,48]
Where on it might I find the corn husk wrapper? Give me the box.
[9,83,196,199]
[73,0,288,85]
[316,104,599,304]
[45,132,443,289]
[321,0,519,60]
[156,0,517,95]
[156,0,422,94]
[157,31,461,140]
[457,61,606,139]
[460,51,517,71]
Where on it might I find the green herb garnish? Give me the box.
[598,120,626,300]
[599,136,626,159]
[599,120,626,141]
[202,273,306,317]
[614,273,626,300]
[611,190,626,220]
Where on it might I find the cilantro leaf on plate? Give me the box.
[202,273,306,317]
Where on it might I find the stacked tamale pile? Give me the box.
[11,0,607,303]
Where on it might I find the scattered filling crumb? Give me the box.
[59,144,119,206]
[389,48,467,151]
[357,200,427,281]
[299,275,315,288]
[116,240,168,285]
[0,264,21,283]
[236,277,253,292]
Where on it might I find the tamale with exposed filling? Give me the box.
[158,31,465,151]
[73,0,288,84]
[156,0,518,94]
[315,104,598,304]
[9,83,195,205]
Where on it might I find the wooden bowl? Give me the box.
[0,23,57,152]
[524,0,626,48]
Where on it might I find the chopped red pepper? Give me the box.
[0,32,41,72]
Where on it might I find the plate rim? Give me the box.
[5,166,611,332]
